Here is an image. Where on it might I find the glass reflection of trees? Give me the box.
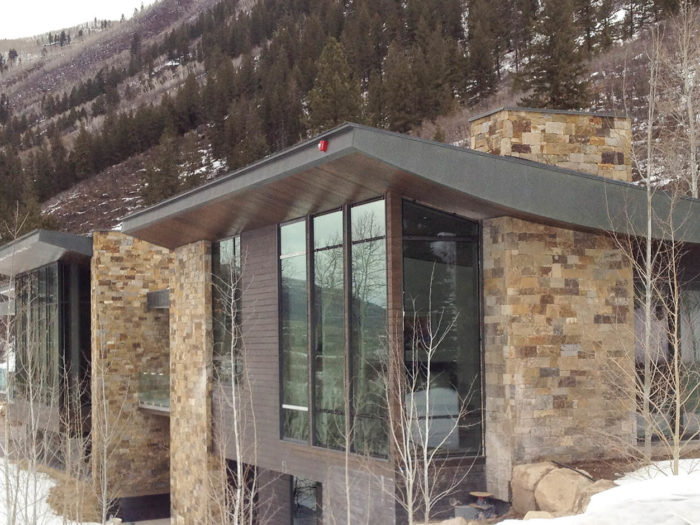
[350,200,387,456]
[279,200,388,456]
[281,220,310,442]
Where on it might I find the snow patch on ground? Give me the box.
[0,462,99,525]
[500,459,700,525]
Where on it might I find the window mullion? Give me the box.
[343,205,352,453]
[307,217,315,446]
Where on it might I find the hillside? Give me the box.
[0,0,689,238]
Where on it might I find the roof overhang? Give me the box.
[120,123,700,249]
[0,230,93,277]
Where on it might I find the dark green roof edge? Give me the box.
[120,122,700,245]
[468,106,629,122]
[0,230,93,276]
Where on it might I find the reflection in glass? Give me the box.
[281,221,310,441]
[313,211,345,449]
[282,220,307,256]
[402,201,482,454]
[292,477,321,524]
[15,264,61,402]
[212,237,241,383]
[351,200,388,455]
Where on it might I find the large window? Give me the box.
[279,200,387,455]
[213,236,241,383]
[15,264,60,400]
[281,220,310,441]
[402,201,482,454]
[14,262,90,405]
[312,211,345,449]
[350,200,388,456]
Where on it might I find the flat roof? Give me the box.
[0,230,93,277]
[468,106,628,122]
[120,123,700,249]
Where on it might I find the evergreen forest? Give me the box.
[0,0,690,235]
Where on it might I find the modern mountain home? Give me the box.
[1,108,699,523]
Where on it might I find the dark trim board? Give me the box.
[120,124,700,249]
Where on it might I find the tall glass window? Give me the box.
[15,263,60,402]
[213,236,241,383]
[279,199,388,456]
[280,220,310,441]
[402,201,482,454]
[350,200,387,456]
[312,211,345,449]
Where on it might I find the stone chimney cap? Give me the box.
[468,106,628,122]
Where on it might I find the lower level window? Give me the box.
[292,477,321,525]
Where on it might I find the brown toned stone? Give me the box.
[512,143,532,154]
[91,232,173,498]
[470,109,632,182]
[483,217,635,501]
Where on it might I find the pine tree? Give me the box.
[516,0,590,109]
[467,0,499,102]
[597,0,617,52]
[574,0,598,56]
[180,132,205,191]
[225,97,269,170]
[141,128,180,206]
[307,37,362,133]
[72,124,94,180]
[366,70,386,128]
[383,41,419,132]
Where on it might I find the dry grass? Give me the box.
[43,464,102,523]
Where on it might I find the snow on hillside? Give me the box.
[500,459,700,525]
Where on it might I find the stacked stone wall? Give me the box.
[169,240,223,523]
[482,217,635,500]
[470,109,632,182]
[90,231,173,497]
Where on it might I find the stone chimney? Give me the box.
[469,107,632,182]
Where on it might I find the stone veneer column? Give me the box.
[91,231,172,497]
[470,109,632,182]
[482,217,635,500]
[169,240,221,524]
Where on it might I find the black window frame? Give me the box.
[278,197,389,456]
[400,199,485,457]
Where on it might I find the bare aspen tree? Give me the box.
[91,317,132,524]
[0,208,71,525]
[387,272,477,525]
[609,16,700,473]
[663,0,700,198]
[0,209,25,525]
[209,245,261,524]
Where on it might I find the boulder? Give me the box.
[534,468,594,514]
[573,479,616,514]
[511,462,557,514]
[523,510,554,520]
